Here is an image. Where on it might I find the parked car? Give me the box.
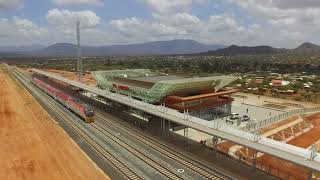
[226,118,235,124]
[242,115,250,122]
[227,113,241,124]
[230,113,240,120]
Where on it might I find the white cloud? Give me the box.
[52,0,103,6]
[3,1,319,48]
[196,14,261,45]
[116,1,264,46]
[110,17,181,40]
[0,0,23,10]
[152,12,202,34]
[0,11,259,47]
[46,9,101,29]
[109,13,258,46]
[153,12,200,27]
[206,15,241,32]
[267,0,320,10]
[0,17,47,45]
[139,0,206,13]
[0,9,103,46]
[226,0,320,47]
[44,9,102,44]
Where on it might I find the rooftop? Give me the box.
[127,75,183,83]
[91,69,238,103]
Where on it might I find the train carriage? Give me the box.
[56,92,71,107]
[31,77,94,123]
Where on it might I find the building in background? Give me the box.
[92,69,238,120]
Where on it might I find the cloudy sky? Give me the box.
[0,0,318,48]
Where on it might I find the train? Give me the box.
[31,77,95,123]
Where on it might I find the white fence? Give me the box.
[240,107,320,132]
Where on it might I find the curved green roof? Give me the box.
[92,70,237,103]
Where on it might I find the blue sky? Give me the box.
[0,0,319,48]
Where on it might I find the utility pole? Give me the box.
[77,20,83,83]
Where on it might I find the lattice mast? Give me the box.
[77,20,83,82]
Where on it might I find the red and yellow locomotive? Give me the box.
[31,78,94,123]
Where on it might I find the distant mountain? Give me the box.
[198,45,285,56]
[3,41,320,58]
[21,39,225,57]
[0,44,45,52]
[36,43,78,57]
[197,42,320,57]
[292,42,320,55]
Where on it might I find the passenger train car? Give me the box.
[31,78,94,123]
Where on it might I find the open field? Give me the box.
[0,65,109,180]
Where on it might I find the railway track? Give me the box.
[95,112,229,180]
[15,69,184,180]
[13,68,231,180]
[12,69,144,180]
[90,122,184,180]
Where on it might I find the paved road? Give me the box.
[231,102,283,121]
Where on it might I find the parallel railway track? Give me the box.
[15,70,184,180]
[13,70,144,180]
[90,122,184,180]
[13,68,231,180]
[95,112,228,180]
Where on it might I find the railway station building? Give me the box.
[92,69,238,120]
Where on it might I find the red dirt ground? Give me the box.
[0,66,109,180]
[258,115,300,135]
[290,113,320,149]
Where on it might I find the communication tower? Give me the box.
[77,20,83,82]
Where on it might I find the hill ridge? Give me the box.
[197,42,320,56]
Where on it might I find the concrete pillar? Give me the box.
[114,101,117,112]
[162,119,165,132]
[128,107,132,121]
[308,169,313,180]
[184,127,188,137]
[160,118,166,133]
[212,136,218,152]
[252,150,258,171]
